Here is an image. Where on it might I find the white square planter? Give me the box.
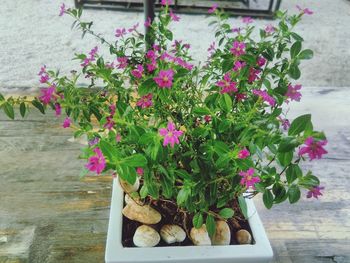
[105,179,273,263]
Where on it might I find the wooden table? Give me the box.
[0,87,349,262]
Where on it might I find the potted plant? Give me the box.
[0,2,326,263]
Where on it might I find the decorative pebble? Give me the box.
[133,225,160,247]
[119,177,140,193]
[236,229,252,244]
[124,194,139,205]
[122,203,161,225]
[211,221,231,245]
[160,224,186,244]
[190,224,211,246]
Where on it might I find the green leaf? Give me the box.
[3,102,14,119]
[273,184,288,204]
[31,100,45,114]
[206,214,216,238]
[100,140,120,163]
[278,137,298,153]
[193,213,203,229]
[288,63,301,80]
[0,93,5,101]
[193,107,211,116]
[277,151,293,166]
[299,174,320,188]
[219,208,234,219]
[174,169,191,180]
[288,185,301,204]
[286,164,302,184]
[19,102,26,118]
[238,195,248,219]
[164,30,173,41]
[288,114,312,136]
[290,32,304,42]
[290,41,302,59]
[219,93,232,112]
[298,49,313,60]
[177,187,190,205]
[121,154,147,167]
[263,190,274,209]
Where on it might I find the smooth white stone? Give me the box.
[211,220,231,245]
[119,177,140,193]
[236,229,252,244]
[122,203,161,225]
[133,225,160,247]
[160,224,186,244]
[190,224,211,246]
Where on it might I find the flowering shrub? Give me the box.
[0,3,327,236]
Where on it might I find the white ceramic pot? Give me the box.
[105,179,273,263]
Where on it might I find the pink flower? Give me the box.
[89,137,100,146]
[39,74,50,83]
[286,84,302,102]
[239,168,260,189]
[296,5,313,15]
[153,44,161,51]
[131,65,144,79]
[159,121,183,148]
[207,42,216,53]
[89,46,98,59]
[128,23,139,33]
[299,137,328,161]
[144,17,152,27]
[115,28,126,38]
[136,93,153,109]
[208,3,218,14]
[104,116,115,130]
[169,9,180,21]
[154,69,174,88]
[216,73,237,94]
[232,27,241,34]
[38,65,47,76]
[39,85,56,105]
[242,16,254,24]
[252,89,276,107]
[62,117,71,128]
[147,63,157,72]
[204,115,212,123]
[55,103,61,117]
[257,57,266,67]
[248,68,261,83]
[236,93,247,102]
[238,148,250,159]
[307,186,324,199]
[265,24,275,34]
[85,148,106,175]
[136,167,144,176]
[159,122,183,148]
[278,117,290,130]
[117,57,128,69]
[161,0,173,6]
[81,58,91,67]
[233,61,246,71]
[146,50,156,60]
[59,3,66,17]
[230,41,246,56]
[116,134,122,142]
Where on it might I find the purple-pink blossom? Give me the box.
[144,17,152,27]
[116,134,122,143]
[296,5,313,15]
[136,167,144,176]
[204,115,212,123]
[307,186,324,199]
[39,74,50,84]
[131,65,144,79]
[253,89,276,107]
[89,137,100,146]
[207,42,216,53]
[161,0,173,6]
[232,27,241,34]
[117,57,128,69]
[239,168,260,189]
[230,41,246,56]
[159,121,183,148]
[299,137,328,161]
[128,23,139,33]
[39,85,56,105]
[278,117,290,130]
[216,73,238,94]
[265,24,276,34]
[62,117,71,128]
[59,3,66,17]
[115,28,126,38]
[38,65,47,76]
[233,61,246,71]
[154,69,174,88]
[257,57,266,67]
[238,148,250,159]
[248,68,261,83]
[286,84,302,102]
[208,3,218,14]
[169,9,180,21]
[242,16,254,24]
[85,148,106,175]
[136,93,153,109]
[55,103,61,117]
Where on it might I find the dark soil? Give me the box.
[122,195,254,247]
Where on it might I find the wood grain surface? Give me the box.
[0,87,349,263]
